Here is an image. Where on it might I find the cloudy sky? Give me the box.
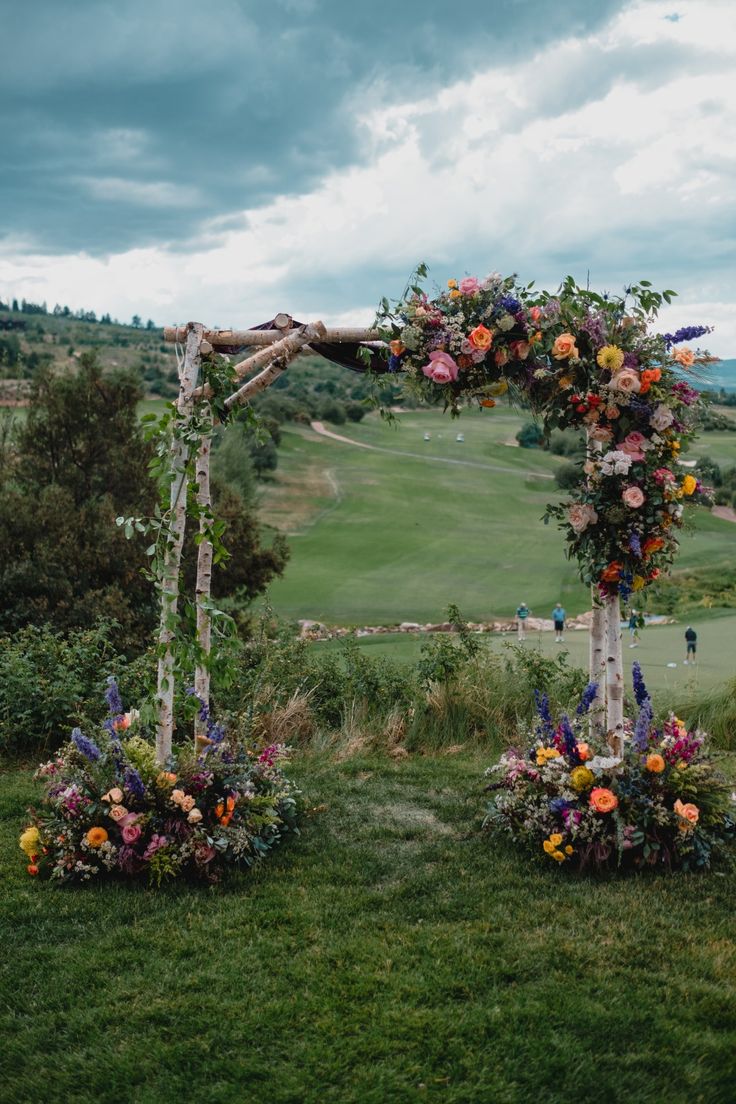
[2,0,734,352]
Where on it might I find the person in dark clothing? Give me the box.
[684,626,697,664]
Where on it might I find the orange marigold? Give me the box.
[86,826,109,848]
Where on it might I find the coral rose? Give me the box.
[674,799,699,828]
[589,787,618,813]
[646,754,665,773]
[468,324,493,351]
[576,742,591,762]
[608,368,641,394]
[552,333,579,360]
[622,486,645,508]
[568,503,598,534]
[389,339,405,357]
[642,536,664,557]
[529,306,542,322]
[422,350,460,384]
[600,562,622,584]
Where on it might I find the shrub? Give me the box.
[554,461,582,490]
[516,421,545,449]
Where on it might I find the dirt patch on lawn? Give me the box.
[371,802,455,836]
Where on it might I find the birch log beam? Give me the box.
[224,322,328,409]
[194,405,213,747]
[156,322,203,765]
[164,324,381,347]
[589,590,607,741]
[605,593,625,757]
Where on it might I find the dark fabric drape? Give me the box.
[219,318,389,374]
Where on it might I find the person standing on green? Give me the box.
[516,602,530,641]
[684,626,697,664]
[552,603,566,643]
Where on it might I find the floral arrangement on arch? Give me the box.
[19,679,299,885]
[377,270,713,597]
[483,663,734,873]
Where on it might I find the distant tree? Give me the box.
[131,314,142,328]
[516,421,545,449]
[145,319,156,330]
[11,298,19,312]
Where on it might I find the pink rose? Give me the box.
[109,804,128,821]
[529,306,542,322]
[618,432,649,461]
[622,486,645,508]
[568,502,598,533]
[458,276,480,295]
[608,368,641,394]
[122,824,141,845]
[422,350,460,384]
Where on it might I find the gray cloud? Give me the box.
[2,0,624,254]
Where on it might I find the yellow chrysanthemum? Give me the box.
[543,839,556,854]
[570,766,595,792]
[549,833,563,847]
[19,825,40,858]
[681,474,697,496]
[596,345,625,372]
[564,845,574,856]
[552,850,566,863]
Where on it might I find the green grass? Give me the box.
[2,755,734,1104]
[259,409,736,626]
[314,612,736,697]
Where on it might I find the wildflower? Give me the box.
[543,839,556,854]
[646,754,666,773]
[19,826,40,858]
[124,767,146,800]
[86,827,109,848]
[596,345,625,372]
[632,661,650,708]
[589,787,618,813]
[71,728,101,762]
[552,851,566,863]
[549,833,563,847]
[570,766,594,791]
[681,475,697,496]
[104,677,124,716]
[564,845,574,856]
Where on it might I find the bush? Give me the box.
[516,421,545,449]
[554,461,582,490]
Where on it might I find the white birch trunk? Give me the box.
[223,322,327,409]
[155,322,203,765]
[605,592,624,756]
[194,407,213,746]
[164,323,379,348]
[589,589,607,741]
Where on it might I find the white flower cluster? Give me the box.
[599,450,633,476]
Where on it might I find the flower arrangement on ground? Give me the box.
[483,664,734,872]
[377,270,712,598]
[19,679,299,885]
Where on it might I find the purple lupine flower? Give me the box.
[123,766,146,800]
[633,697,653,753]
[660,325,712,348]
[105,677,123,715]
[71,727,101,762]
[632,661,649,708]
[629,532,642,558]
[559,714,580,762]
[533,690,555,740]
[576,681,599,716]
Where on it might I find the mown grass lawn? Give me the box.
[2,754,734,1104]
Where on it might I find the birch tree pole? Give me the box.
[156,322,203,764]
[193,404,213,746]
[589,594,607,740]
[605,593,624,756]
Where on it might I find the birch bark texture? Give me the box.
[605,593,624,756]
[194,405,213,745]
[156,322,203,765]
[588,591,607,740]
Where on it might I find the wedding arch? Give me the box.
[149,272,709,766]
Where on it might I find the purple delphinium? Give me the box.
[549,796,571,816]
[71,727,101,762]
[661,325,711,348]
[559,714,580,763]
[633,697,653,753]
[123,766,146,800]
[498,295,521,315]
[632,661,649,708]
[105,677,124,715]
[629,532,642,558]
[580,311,607,347]
[533,690,555,741]
[576,681,600,716]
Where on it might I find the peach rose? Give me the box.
[674,799,699,828]
[589,425,613,445]
[180,795,195,813]
[673,347,695,368]
[552,333,579,360]
[109,804,128,821]
[187,808,203,824]
[589,787,618,813]
[468,324,493,351]
[576,742,591,762]
[608,368,641,394]
[171,789,186,805]
[622,486,645,508]
[646,754,665,773]
[389,340,405,357]
[103,787,124,804]
[529,306,542,322]
[568,502,598,534]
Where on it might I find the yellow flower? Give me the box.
[543,840,556,854]
[596,345,625,372]
[632,575,646,591]
[681,474,697,496]
[449,289,462,299]
[558,375,573,390]
[552,851,566,863]
[549,833,563,847]
[447,279,458,289]
[676,760,688,771]
[564,845,574,856]
[19,826,40,858]
[670,440,681,454]
[488,380,509,396]
[570,766,595,792]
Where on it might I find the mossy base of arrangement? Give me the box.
[19,680,299,886]
[483,664,735,873]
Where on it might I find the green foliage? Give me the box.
[554,460,582,490]
[672,677,736,751]
[516,420,545,449]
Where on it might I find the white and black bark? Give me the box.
[605,592,624,756]
[194,406,213,745]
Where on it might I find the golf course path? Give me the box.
[309,421,554,480]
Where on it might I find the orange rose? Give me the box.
[642,537,664,557]
[639,368,661,395]
[673,348,695,368]
[480,399,496,408]
[552,333,579,360]
[646,753,665,773]
[576,742,591,762]
[468,324,493,351]
[674,799,699,828]
[600,562,622,584]
[589,787,618,814]
[389,340,405,357]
